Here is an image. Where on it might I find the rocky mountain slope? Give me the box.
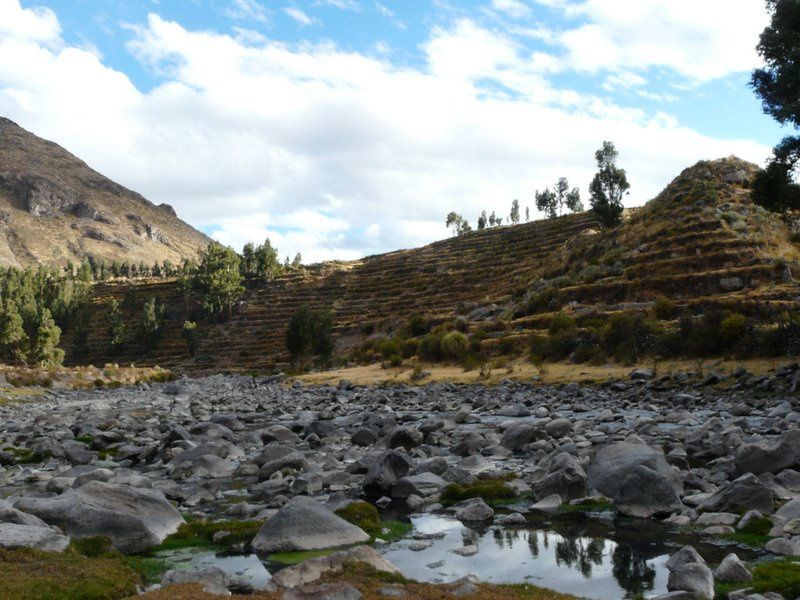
[66,156,800,372]
[0,117,211,267]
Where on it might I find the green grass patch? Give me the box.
[267,548,336,565]
[2,445,48,464]
[334,501,412,543]
[557,499,615,514]
[75,435,93,445]
[722,516,773,547]
[154,518,263,552]
[126,555,171,585]
[440,478,519,507]
[715,559,800,600]
[0,547,140,600]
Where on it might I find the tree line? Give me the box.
[445,140,629,235]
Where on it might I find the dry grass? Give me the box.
[295,356,797,387]
[0,364,173,392]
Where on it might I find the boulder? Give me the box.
[734,431,800,475]
[764,537,800,557]
[391,473,446,499]
[454,497,494,522]
[162,567,230,595]
[667,562,715,599]
[588,443,682,499]
[271,546,400,588]
[0,523,70,552]
[713,553,752,583]
[251,496,369,553]
[362,450,414,497]
[545,418,572,438]
[14,481,183,553]
[666,546,706,572]
[699,474,774,514]
[615,465,683,518]
[500,424,544,451]
[385,427,423,451]
[281,583,362,600]
[532,452,588,501]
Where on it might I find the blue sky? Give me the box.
[0,0,788,261]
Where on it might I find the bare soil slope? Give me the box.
[0,117,211,267]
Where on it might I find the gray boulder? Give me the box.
[615,465,683,518]
[734,431,800,475]
[251,496,369,553]
[666,546,706,572]
[391,473,446,499]
[500,424,544,451]
[667,562,715,599]
[271,545,400,588]
[281,583,362,600]
[714,553,752,583]
[532,453,588,501]
[699,473,774,514]
[454,497,494,522]
[764,537,800,557]
[362,450,413,497]
[162,567,229,595]
[0,523,70,552]
[14,481,183,553]
[588,442,682,499]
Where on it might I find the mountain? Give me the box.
[0,117,211,268]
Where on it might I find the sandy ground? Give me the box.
[295,357,798,387]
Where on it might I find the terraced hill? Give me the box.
[65,157,800,372]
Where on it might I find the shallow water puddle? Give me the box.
[379,514,670,600]
[156,548,272,590]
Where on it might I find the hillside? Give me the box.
[0,118,211,267]
[65,157,800,372]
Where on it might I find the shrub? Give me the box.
[377,339,400,360]
[419,332,444,361]
[652,296,676,320]
[400,339,418,359]
[441,331,468,361]
[601,312,658,364]
[548,312,577,335]
[407,314,433,336]
[719,313,749,347]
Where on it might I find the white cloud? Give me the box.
[491,0,532,19]
[225,0,268,23]
[539,0,768,82]
[0,0,772,263]
[602,70,646,92]
[284,7,316,26]
[316,0,360,11]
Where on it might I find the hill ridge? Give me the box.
[0,117,211,267]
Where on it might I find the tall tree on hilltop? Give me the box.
[535,187,558,219]
[556,177,583,214]
[589,141,629,227]
[477,210,488,230]
[445,212,472,236]
[510,199,520,224]
[750,0,800,211]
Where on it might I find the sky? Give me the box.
[0,0,790,263]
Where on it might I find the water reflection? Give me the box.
[379,514,669,600]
